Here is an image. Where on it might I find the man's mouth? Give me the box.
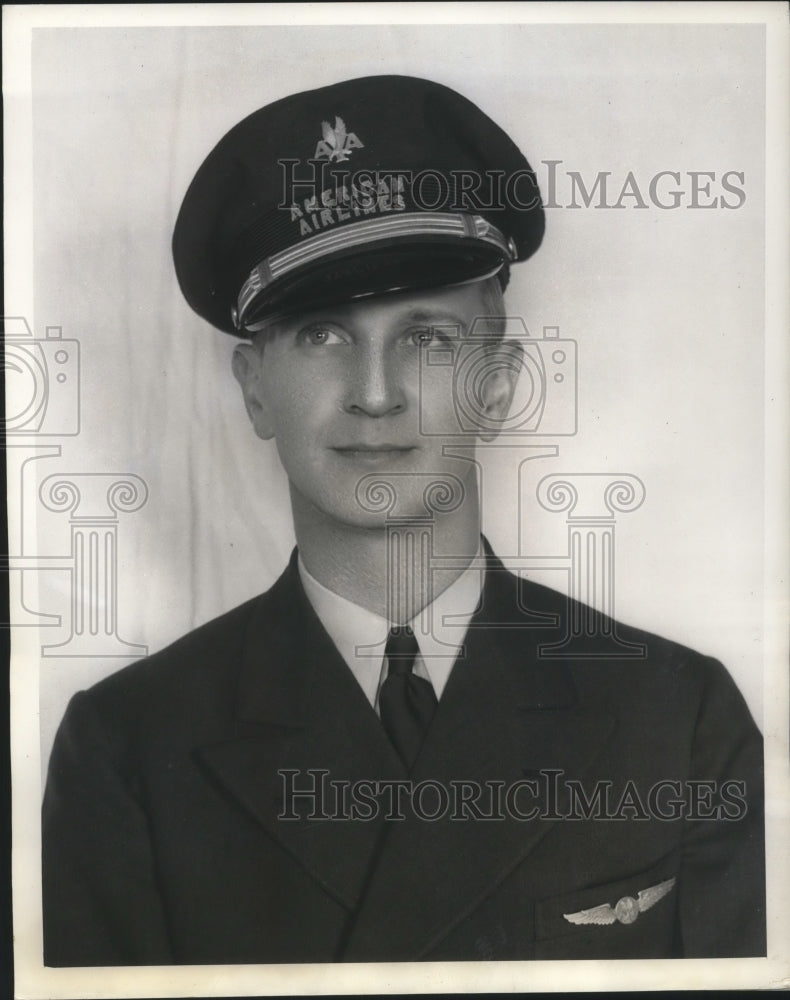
[332,444,417,462]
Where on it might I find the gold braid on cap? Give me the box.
[233,212,516,331]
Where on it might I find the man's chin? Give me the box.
[289,467,473,531]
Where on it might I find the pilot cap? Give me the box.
[172,75,545,336]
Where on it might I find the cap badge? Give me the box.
[314,116,364,162]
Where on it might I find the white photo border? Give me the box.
[6,2,789,996]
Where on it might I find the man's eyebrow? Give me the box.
[399,308,465,326]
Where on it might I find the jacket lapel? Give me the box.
[197,554,405,912]
[342,555,616,960]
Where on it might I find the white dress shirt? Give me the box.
[298,550,484,712]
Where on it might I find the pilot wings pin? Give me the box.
[563,876,676,926]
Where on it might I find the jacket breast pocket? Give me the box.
[534,857,680,960]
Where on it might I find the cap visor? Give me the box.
[240,239,506,332]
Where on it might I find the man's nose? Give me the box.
[343,343,407,417]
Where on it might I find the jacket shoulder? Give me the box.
[73,563,295,724]
[511,570,748,699]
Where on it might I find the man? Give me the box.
[42,75,765,965]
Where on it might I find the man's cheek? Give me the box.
[417,372,465,438]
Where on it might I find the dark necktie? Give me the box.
[379,625,438,770]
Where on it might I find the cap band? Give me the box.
[234,212,515,330]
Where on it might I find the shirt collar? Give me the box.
[298,545,484,705]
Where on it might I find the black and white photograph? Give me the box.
[5,3,789,995]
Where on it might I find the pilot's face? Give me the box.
[232,281,518,528]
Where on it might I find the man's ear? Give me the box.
[476,340,523,443]
[231,344,275,441]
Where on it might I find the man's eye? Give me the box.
[298,326,343,346]
[410,327,434,346]
[408,325,458,346]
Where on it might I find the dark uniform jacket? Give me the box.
[42,548,765,965]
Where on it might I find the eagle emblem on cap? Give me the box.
[563,876,676,926]
[314,116,364,162]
